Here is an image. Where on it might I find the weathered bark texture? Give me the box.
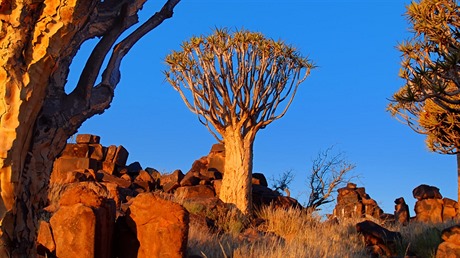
[219,128,254,215]
[0,0,179,256]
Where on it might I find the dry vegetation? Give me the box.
[182,204,458,258]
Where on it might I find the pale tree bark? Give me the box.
[0,0,180,256]
[219,128,255,215]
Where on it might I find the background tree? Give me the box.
[165,29,314,215]
[0,0,180,256]
[388,0,460,201]
[306,147,356,211]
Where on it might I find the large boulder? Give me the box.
[414,198,444,223]
[356,220,401,257]
[437,225,460,258]
[50,204,98,258]
[413,184,443,200]
[126,193,189,258]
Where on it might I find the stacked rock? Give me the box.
[333,183,383,220]
[413,184,458,223]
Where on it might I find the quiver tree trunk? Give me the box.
[219,128,255,216]
[0,0,179,256]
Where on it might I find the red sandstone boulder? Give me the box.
[50,204,98,258]
[126,193,189,258]
[415,198,443,223]
[437,225,460,258]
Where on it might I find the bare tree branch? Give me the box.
[306,147,356,211]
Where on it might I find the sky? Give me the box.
[68,0,457,214]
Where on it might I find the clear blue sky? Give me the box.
[69,0,457,214]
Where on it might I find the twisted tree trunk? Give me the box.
[0,0,179,256]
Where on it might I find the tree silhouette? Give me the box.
[388,0,460,200]
[165,28,314,215]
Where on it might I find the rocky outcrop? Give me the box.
[42,182,116,258]
[436,225,460,258]
[412,184,458,223]
[394,197,410,225]
[356,220,401,257]
[46,134,191,258]
[333,183,383,220]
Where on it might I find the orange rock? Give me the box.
[127,193,189,258]
[37,221,55,253]
[414,198,443,223]
[50,204,97,258]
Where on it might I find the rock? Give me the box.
[76,134,101,144]
[208,144,225,174]
[180,172,201,187]
[189,157,208,174]
[174,185,215,200]
[443,198,458,221]
[394,197,410,225]
[413,184,443,200]
[127,161,142,176]
[60,143,90,158]
[53,157,99,174]
[210,143,225,153]
[271,196,302,210]
[105,145,118,163]
[114,146,129,166]
[102,161,117,175]
[37,221,55,254]
[415,198,443,223]
[160,170,184,193]
[50,204,98,258]
[356,220,401,257]
[133,170,155,192]
[126,193,189,258]
[252,184,281,208]
[200,169,222,181]
[89,144,105,161]
[58,182,108,207]
[252,173,268,187]
[50,168,95,185]
[97,171,132,188]
[334,184,382,220]
[437,225,460,258]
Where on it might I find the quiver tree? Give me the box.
[388,0,460,201]
[165,29,314,215]
[0,0,180,256]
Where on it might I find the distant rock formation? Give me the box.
[413,184,458,223]
[333,183,383,220]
